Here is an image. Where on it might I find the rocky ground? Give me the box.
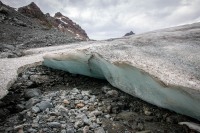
[0,23,80,58]
[0,65,199,133]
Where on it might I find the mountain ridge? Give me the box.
[18,2,89,40]
[0,1,89,58]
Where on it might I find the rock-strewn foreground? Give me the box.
[0,22,200,122]
[2,65,198,133]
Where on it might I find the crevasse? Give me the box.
[43,52,200,120]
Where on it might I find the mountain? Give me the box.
[124,31,135,36]
[53,12,88,40]
[0,2,89,58]
[18,3,88,40]
[18,2,89,40]
[18,2,51,28]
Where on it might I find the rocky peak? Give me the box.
[124,31,135,36]
[54,12,63,18]
[18,2,43,18]
[28,2,39,10]
[18,2,51,27]
[53,12,89,40]
[0,5,9,15]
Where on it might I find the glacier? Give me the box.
[43,23,200,120]
[43,50,200,120]
[0,22,199,121]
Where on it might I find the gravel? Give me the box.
[0,65,199,133]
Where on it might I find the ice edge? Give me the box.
[43,51,200,120]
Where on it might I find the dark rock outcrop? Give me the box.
[124,31,135,36]
[18,2,43,18]
[18,2,51,28]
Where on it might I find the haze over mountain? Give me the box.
[2,0,200,40]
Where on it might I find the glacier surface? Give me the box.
[43,23,200,120]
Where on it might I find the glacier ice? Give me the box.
[43,51,200,120]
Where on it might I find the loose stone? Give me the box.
[71,88,80,94]
[63,99,70,105]
[101,86,111,93]
[25,97,40,109]
[94,127,105,133]
[89,96,96,103]
[27,128,37,133]
[31,106,40,113]
[106,90,119,97]
[83,126,90,133]
[24,88,42,99]
[76,103,84,108]
[36,101,53,111]
[47,122,61,128]
[144,110,152,116]
[81,91,90,96]
[66,128,75,133]
[74,120,84,128]
[61,129,67,133]
[89,110,102,117]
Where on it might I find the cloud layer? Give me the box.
[2,0,200,40]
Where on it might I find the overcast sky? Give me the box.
[2,0,200,40]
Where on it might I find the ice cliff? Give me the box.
[43,23,200,120]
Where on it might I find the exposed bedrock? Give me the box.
[43,51,200,120]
